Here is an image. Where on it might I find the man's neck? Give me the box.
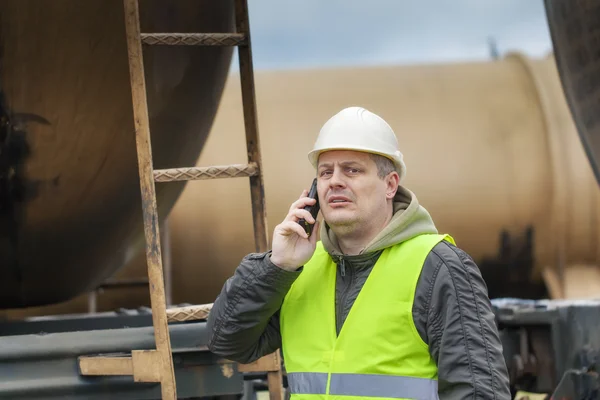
[336,207,393,256]
[338,234,372,256]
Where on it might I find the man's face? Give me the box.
[316,150,397,233]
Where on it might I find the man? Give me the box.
[207,106,511,399]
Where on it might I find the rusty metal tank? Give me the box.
[0,0,235,308]
[151,52,600,306]
[6,52,600,319]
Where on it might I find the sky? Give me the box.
[234,0,554,71]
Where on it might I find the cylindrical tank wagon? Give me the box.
[99,52,600,313]
[0,0,235,308]
[2,38,599,317]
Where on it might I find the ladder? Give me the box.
[77,1,284,399]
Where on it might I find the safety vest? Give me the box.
[280,233,454,400]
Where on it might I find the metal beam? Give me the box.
[0,317,243,399]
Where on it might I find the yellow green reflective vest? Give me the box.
[280,233,455,400]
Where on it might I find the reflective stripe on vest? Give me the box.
[287,372,439,399]
[281,233,455,400]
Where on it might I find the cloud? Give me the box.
[235,0,553,71]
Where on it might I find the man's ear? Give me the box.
[385,172,400,199]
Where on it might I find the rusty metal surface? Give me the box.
[0,316,244,399]
[154,163,258,182]
[0,0,235,308]
[544,0,600,185]
[142,33,247,46]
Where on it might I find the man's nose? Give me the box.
[329,168,346,188]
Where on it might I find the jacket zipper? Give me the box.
[336,256,353,336]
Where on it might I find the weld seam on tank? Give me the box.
[505,52,569,296]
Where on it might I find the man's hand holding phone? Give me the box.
[270,181,320,271]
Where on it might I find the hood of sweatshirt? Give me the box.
[320,185,438,256]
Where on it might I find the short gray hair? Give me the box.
[369,153,396,179]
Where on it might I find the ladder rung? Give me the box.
[141,33,247,47]
[153,162,258,182]
[166,303,213,323]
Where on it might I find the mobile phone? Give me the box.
[298,178,320,236]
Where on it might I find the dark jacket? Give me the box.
[207,187,512,399]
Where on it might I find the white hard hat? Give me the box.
[308,106,406,181]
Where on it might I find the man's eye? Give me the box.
[320,170,332,177]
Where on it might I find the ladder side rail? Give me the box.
[235,1,284,399]
[235,0,269,253]
[123,0,177,398]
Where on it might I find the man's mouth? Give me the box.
[328,195,352,205]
